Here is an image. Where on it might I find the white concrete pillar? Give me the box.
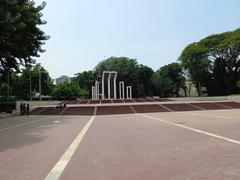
[108,73,111,99]
[102,72,105,100]
[92,86,96,100]
[122,81,125,99]
[130,86,132,99]
[126,86,132,99]
[95,81,99,100]
[113,73,117,99]
[119,81,125,99]
[119,82,122,99]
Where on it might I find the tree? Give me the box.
[136,65,155,97]
[11,64,53,99]
[72,71,95,98]
[52,81,81,99]
[0,0,49,81]
[154,63,185,97]
[16,64,53,98]
[179,28,240,95]
[94,57,143,97]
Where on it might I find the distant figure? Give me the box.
[22,103,26,115]
[20,103,23,115]
[26,104,30,116]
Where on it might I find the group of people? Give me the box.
[20,103,30,116]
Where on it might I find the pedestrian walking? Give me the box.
[20,102,23,115]
[26,104,30,116]
[23,103,26,115]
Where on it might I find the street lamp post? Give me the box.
[7,68,10,110]
[29,68,32,101]
[38,69,42,101]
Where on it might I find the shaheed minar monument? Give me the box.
[92,71,132,100]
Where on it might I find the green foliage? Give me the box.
[0,0,49,81]
[154,63,185,97]
[0,64,53,99]
[179,28,240,95]
[17,64,53,98]
[93,57,155,97]
[136,64,155,97]
[72,71,95,90]
[236,81,240,88]
[52,81,81,99]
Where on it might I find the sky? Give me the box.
[34,0,240,79]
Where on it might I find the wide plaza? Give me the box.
[1,100,240,180]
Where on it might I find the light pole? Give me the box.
[7,68,10,110]
[38,68,42,101]
[29,68,32,101]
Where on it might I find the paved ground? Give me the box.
[1,107,240,179]
[30,101,240,116]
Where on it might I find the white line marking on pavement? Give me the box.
[180,111,236,120]
[129,105,137,114]
[59,107,67,115]
[158,104,173,112]
[213,102,231,109]
[53,121,61,123]
[44,115,96,180]
[93,106,97,116]
[0,116,57,132]
[140,113,240,145]
[187,103,205,110]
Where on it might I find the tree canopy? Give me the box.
[52,81,82,99]
[94,57,155,97]
[179,28,240,95]
[0,0,49,80]
[0,64,54,99]
[154,63,185,97]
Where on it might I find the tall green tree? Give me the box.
[94,57,153,97]
[72,71,95,98]
[154,63,185,97]
[52,81,81,99]
[136,64,155,97]
[180,28,240,95]
[13,64,53,99]
[0,0,49,81]
[94,57,138,96]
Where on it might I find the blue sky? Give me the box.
[35,0,240,78]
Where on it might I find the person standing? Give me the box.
[26,104,30,116]
[23,103,26,115]
[19,102,23,115]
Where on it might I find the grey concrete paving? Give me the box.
[0,115,90,180]
[0,109,240,180]
[61,112,240,180]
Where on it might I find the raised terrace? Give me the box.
[30,101,240,116]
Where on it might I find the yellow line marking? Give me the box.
[0,116,57,132]
[140,113,240,145]
[44,115,96,180]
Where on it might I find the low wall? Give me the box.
[16,101,61,110]
[170,95,240,102]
